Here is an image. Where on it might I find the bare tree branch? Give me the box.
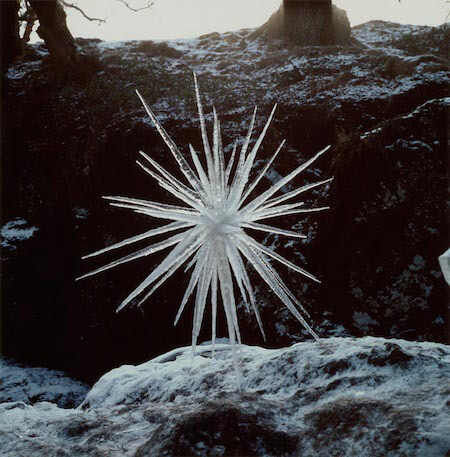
[58,0,154,26]
[60,0,106,24]
[23,10,37,42]
[116,0,154,13]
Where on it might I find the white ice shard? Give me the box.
[438,248,450,285]
[78,73,332,369]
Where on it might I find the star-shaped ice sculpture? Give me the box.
[78,73,331,365]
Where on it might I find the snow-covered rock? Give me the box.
[1,218,38,251]
[1,337,449,456]
[0,357,89,408]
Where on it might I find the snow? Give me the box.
[0,358,89,408]
[82,337,445,435]
[360,126,382,139]
[352,21,426,50]
[73,208,89,220]
[95,40,130,51]
[1,218,38,250]
[6,61,42,80]
[67,22,435,123]
[1,337,448,456]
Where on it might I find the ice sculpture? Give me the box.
[78,73,331,367]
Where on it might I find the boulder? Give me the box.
[0,357,89,408]
[1,338,449,456]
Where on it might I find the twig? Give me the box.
[60,1,107,24]
[116,0,154,13]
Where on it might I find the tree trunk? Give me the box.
[23,7,38,43]
[283,0,333,44]
[0,0,23,73]
[29,0,79,69]
[257,0,350,46]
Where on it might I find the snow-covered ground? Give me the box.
[1,337,449,456]
[7,22,448,125]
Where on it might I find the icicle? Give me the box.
[241,232,320,283]
[260,177,333,210]
[76,231,187,281]
[193,72,215,184]
[241,144,331,213]
[225,142,237,187]
[239,139,285,207]
[229,104,277,209]
[81,221,192,260]
[241,222,307,239]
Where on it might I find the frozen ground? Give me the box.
[7,21,448,128]
[1,337,449,456]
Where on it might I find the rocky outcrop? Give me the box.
[1,338,449,456]
[314,97,449,341]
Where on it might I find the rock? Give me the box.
[134,41,183,58]
[312,97,449,342]
[0,357,89,408]
[380,54,447,78]
[136,397,299,457]
[1,337,449,456]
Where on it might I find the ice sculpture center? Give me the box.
[202,211,241,237]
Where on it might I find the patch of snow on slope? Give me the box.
[352,21,425,49]
[95,40,130,51]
